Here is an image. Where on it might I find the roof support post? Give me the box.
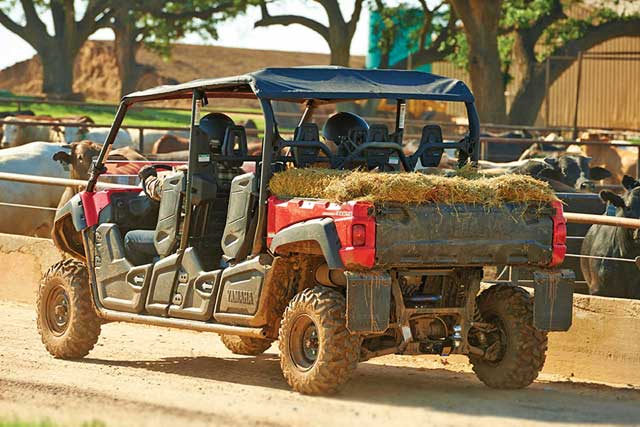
[252,98,276,256]
[394,99,406,146]
[86,101,129,192]
[465,101,480,164]
[178,89,201,251]
[298,100,315,127]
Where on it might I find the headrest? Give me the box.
[367,124,390,142]
[294,123,320,141]
[292,123,322,168]
[222,125,248,156]
[417,124,444,168]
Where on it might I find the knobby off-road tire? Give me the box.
[220,334,274,356]
[469,284,548,389]
[279,286,360,395]
[36,259,101,359]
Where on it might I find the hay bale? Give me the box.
[269,168,558,206]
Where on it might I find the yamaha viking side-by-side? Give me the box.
[39,67,573,395]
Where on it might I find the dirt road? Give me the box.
[1,300,639,427]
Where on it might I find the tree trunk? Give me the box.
[39,41,76,98]
[450,0,507,124]
[115,28,143,97]
[329,45,350,66]
[328,28,351,66]
[113,12,149,98]
[507,66,547,125]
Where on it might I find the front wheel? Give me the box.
[220,334,274,356]
[469,284,548,389]
[278,286,360,395]
[36,259,102,359]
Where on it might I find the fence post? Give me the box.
[571,52,583,140]
[636,146,640,179]
[138,128,144,153]
[544,57,550,127]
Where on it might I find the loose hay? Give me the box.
[269,168,558,206]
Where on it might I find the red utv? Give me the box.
[40,67,573,395]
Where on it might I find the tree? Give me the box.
[112,1,250,97]
[505,1,640,124]
[371,0,458,70]
[449,0,506,123]
[255,0,363,66]
[112,8,147,98]
[0,0,114,98]
[384,0,640,124]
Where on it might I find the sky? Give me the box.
[0,1,372,70]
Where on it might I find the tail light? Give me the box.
[352,224,366,247]
[549,200,567,267]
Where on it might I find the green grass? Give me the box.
[0,418,105,427]
[0,99,264,130]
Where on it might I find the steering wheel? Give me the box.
[141,164,174,199]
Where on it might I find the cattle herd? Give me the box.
[0,110,638,300]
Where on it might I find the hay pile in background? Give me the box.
[269,168,558,206]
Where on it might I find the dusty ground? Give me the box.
[1,300,640,427]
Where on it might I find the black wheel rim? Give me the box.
[289,314,319,371]
[46,285,70,336]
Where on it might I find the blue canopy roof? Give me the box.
[123,66,474,104]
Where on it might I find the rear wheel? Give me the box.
[279,286,360,395]
[469,284,547,389]
[220,335,273,356]
[36,259,101,359]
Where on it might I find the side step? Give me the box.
[97,309,268,339]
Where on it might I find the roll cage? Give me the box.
[86,66,480,259]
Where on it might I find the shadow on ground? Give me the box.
[82,352,640,425]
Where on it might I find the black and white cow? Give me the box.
[580,175,640,299]
[480,155,611,192]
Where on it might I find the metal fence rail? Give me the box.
[0,201,58,211]
[0,172,138,190]
[2,116,639,177]
[2,95,639,141]
[0,171,638,296]
[565,253,640,264]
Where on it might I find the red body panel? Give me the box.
[550,200,567,267]
[267,196,376,269]
[80,161,187,227]
[80,189,141,227]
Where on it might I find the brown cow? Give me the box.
[152,133,264,156]
[151,134,189,154]
[574,132,624,185]
[53,141,146,209]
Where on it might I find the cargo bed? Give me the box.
[375,202,564,268]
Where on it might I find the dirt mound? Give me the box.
[0,41,365,102]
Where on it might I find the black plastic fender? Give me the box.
[533,269,575,331]
[54,193,87,231]
[269,217,345,269]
